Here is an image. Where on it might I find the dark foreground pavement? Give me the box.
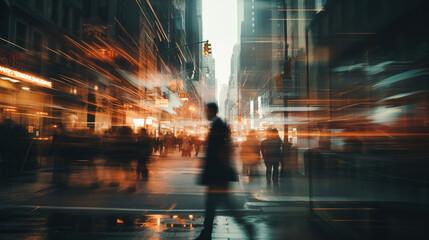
[0,152,326,239]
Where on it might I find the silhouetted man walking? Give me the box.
[261,128,284,185]
[195,103,254,240]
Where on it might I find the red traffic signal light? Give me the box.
[203,42,211,57]
[207,43,211,55]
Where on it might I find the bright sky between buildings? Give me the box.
[202,0,238,103]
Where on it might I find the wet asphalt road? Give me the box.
[0,151,321,239]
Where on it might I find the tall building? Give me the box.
[202,54,216,103]
[225,44,240,123]
[0,0,84,135]
[237,0,286,133]
[235,0,328,141]
[0,0,203,136]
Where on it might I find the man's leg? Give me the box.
[141,158,148,176]
[136,159,142,178]
[202,186,219,234]
[221,187,256,238]
[265,161,272,183]
[273,161,279,183]
[279,157,285,177]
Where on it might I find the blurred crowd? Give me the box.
[0,118,207,190]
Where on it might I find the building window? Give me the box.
[15,21,27,49]
[83,0,92,18]
[35,0,45,13]
[51,0,59,23]
[72,11,80,36]
[33,31,43,51]
[0,1,9,39]
[48,38,56,62]
[99,0,108,21]
[60,45,68,65]
[62,5,70,30]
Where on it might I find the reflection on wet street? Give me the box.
[0,151,321,239]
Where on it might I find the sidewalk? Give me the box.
[0,205,322,239]
[0,169,55,204]
[0,151,326,239]
[0,151,312,206]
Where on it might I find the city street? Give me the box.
[1,0,429,239]
[0,151,321,239]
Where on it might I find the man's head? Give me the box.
[205,102,218,120]
[271,128,279,138]
[140,128,147,135]
[267,128,279,138]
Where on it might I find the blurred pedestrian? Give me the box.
[153,135,160,153]
[103,126,135,191]
[261,128,285,185]
[159,133,166,157]
[195,103,254,240]
[165,132,174,153]
[239,130,260,176]
[182,135,192,157]
[177,134,183,151]
[136,128,152,180]
[50,123,70,186]
[194,136,202,157]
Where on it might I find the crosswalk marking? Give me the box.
[11,205,262,213]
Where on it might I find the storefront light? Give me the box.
[133,119,145,128]
[1,77,20,83]
[0,65,52,88]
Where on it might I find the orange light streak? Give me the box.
[270,18,313,21]
[0,37,27,51]
[297,132,429,137]
[114,17,139,47]
[333,32,376,35]
[270,9,325,12]
[144,0,169,41]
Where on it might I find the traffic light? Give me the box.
[203,42,211,57]
[203,42,208,56]
[207,43,211,55]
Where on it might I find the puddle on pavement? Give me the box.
[44,213,204,233]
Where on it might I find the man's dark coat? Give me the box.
[200,117,235,186]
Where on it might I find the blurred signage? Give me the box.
[0,65,52,88]
[133,119,145,128]
[178,92,189,102]
[155,99,169,107]
[98,49,117,58]
[87,49,118,59]
[3,108,16,112]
